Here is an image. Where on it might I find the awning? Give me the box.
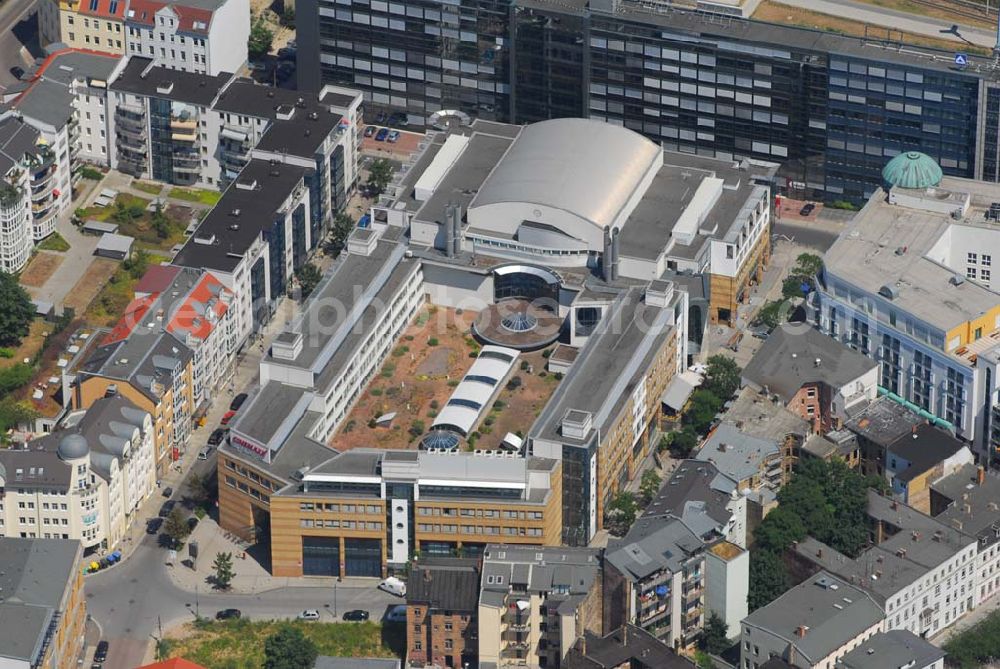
[220,127,248,142]
[661,371,701,411]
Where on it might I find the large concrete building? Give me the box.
[296,0,1000,202]
[816,156,1000,455]
[0,113,52,273]
[0,538,87,669]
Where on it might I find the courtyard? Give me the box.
[331,305,562,452]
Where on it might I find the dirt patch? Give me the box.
[331,305,563,452]
[0,320,52,371]
[65,258,119,316]
[20,252,64,288]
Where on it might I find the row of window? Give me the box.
[300,518,382,530]
[415,523,543,536]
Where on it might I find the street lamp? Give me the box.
[334,582,338,617]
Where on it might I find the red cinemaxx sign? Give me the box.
[231,433,268,460]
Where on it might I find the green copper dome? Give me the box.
[882,151,943,190]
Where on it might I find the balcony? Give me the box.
[170,117,197,130]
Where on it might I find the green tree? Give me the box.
[163,507,190,547]
[0,272,34,347]
[605,491,640,536]
[212,551,235,590]
[367,158,393,197]
[0,363,34,394]
[749,550,788,611]
[123,248,151,280]
[684,389,722,434]
[187,471,208,505]
[794,253,824,278]
[248,18,274,60]
[783,253,824,297]
[295,263,323,299]
[671,426,700,457]
[0,397,38,441]
[110,200,144,225]
[263,624,318,669]
[693,650,715,669]
[702,355,741,400]
[702,611,731,655]
[639,469,661,505]
[754,300,787,330]
[326,211,355,255]
[151,202,170,239]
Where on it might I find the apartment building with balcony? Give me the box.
[478,545,603,669]
[0,538,86,669]
[406,558,481,669]
[0,113,45,273]
[14,50,119,230]
[172,159,317,347]
[0,396,154,550]
[124,0,249,75]
[108,56,231,184]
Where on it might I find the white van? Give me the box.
[378,576,406,597]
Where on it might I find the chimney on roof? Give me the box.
[816,548,823,558]
[814,358,821,367]
[622,625,627,646]
[912,424,918,435]
[795,625,808,638]
[978,466,986,486]
[718,442,727,453]
[423,568,432,583]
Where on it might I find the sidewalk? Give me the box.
[165,515,379,595]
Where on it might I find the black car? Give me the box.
[799,202,816,216]
[146,517,164,534]
[230,393,248,411]
[343,609,370,621]
[364,125,377,138]
[158,500,176,518]
[187,516,199,531]
[10,66,24,79]
[207,428,226,446]
[94,641,109,663]
[216,608,242,620]
[162,486,173,498]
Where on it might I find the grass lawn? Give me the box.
[83,267,138,327]
[79,194,190,251]
[169,186,223,206]
[165,619,402,669]
[36,232,70,252]
[133,181,164,196]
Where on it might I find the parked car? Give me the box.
[286,39,297,49]
[146,517,163,534]
[220,410,237,426]
[387,130,400,143]
[799,202,816,216]
[248,61,267,72]
[161,486,173,498]
[375,127,389,141]
[384,605,407,623]
[298,609,321,621]
[92,663,103,669]
[343,609,370,622]
[10,66,24,80]
[378,576,406,597]
[216,608,242,620]
[187,516,199,531]
[207,428,226,446]
[230,393,249,411]
[158,500,176,518]
[364,125,377,138]
[277,47,296,60]
[94,641,109,663]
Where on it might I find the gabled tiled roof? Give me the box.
[126,0,220,34]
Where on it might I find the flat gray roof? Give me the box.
[529,286,677,448]
[845,396,924,448]
[932,463,1000,542]
[722,387,811,441]
[222,410,335,484]
[15,50,118,127]
[231,381,312,452]
[696,423,779,484]
[743,571,884,667]
[0,538,81,664]
[823,179,1000,335]
[836,630,945,669]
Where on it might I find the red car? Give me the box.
[220,410,237,426]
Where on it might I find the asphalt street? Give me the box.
[85,532,402,669]
[0,0,42,92]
